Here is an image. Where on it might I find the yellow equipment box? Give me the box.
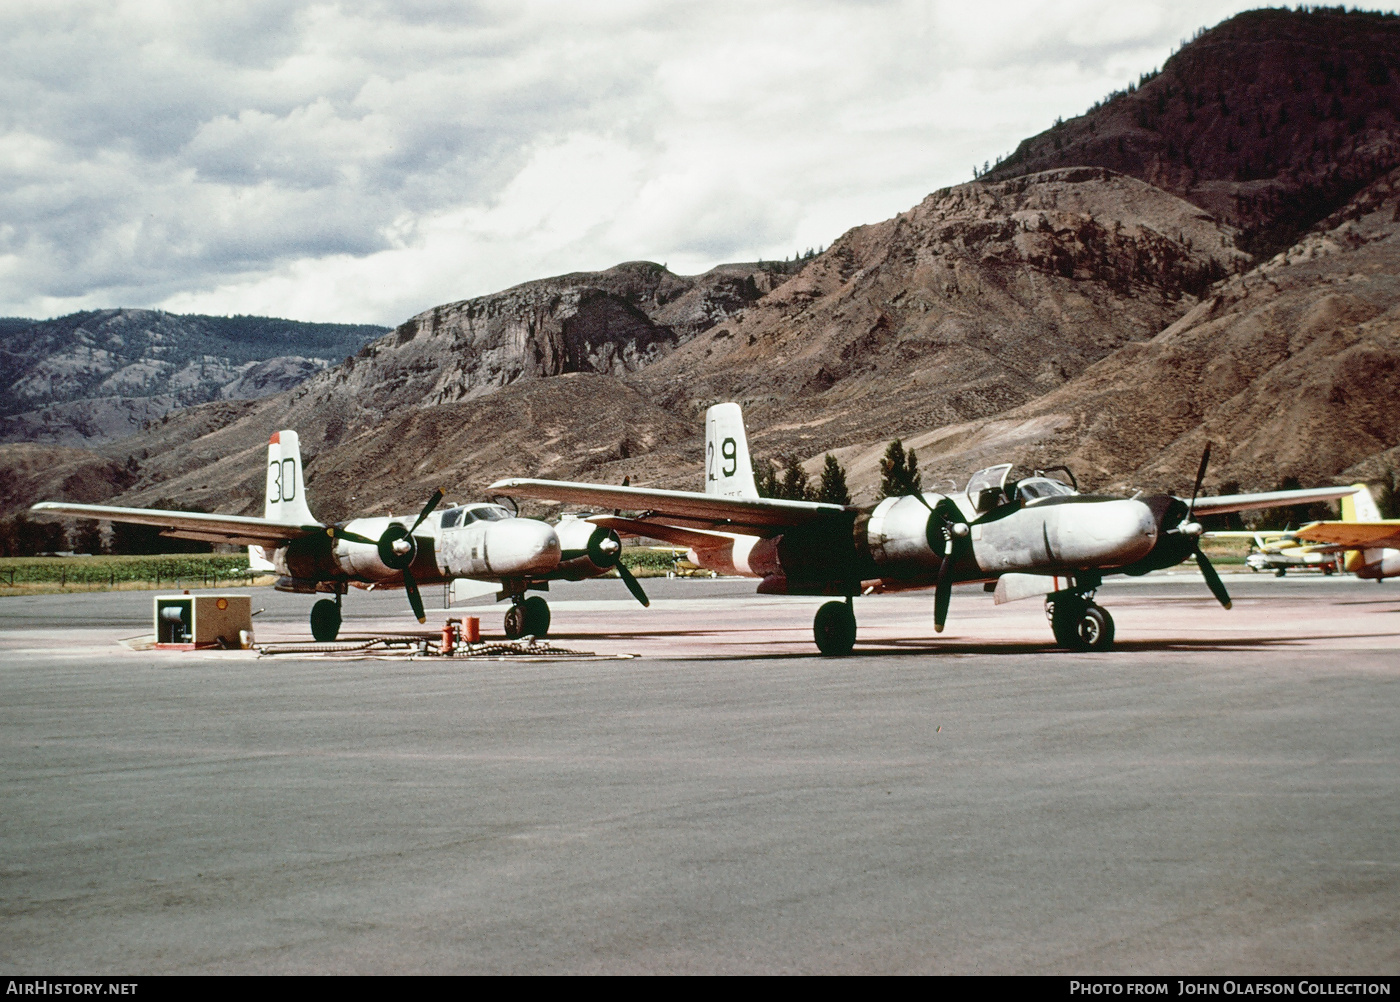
[154,594,253,649]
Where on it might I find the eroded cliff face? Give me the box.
[269,260,793,450]
[634,168,1250,464]
[986,8,1400,257]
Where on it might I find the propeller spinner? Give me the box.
[587,527,650,607]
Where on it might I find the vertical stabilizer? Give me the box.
[264,430,319,525]
[704,403,758,498]
[1342,483,1381,523]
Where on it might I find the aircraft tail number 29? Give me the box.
[268,458,297,502]
[706,437,738,481]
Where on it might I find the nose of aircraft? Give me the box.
[1089,498,1158,566]
[1047,498,1157,568]
[485,518,561,576]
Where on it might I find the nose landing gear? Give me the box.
[504,594,551,639]
[1047,590,1115,651]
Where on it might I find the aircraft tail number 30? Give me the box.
[268,458,297,502]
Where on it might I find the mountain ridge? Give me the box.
[7,6,1400,527]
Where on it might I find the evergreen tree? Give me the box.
[71,519,103,555]
[878,439,922,499]
[779,455,813,501]
[1376,469,1400,519]
[754,459,779,499]
[816,454,851,506]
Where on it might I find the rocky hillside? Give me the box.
[0,310,386,445]
[10,7,1400,522]
[985,7,1400,258]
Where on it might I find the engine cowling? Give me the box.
[330,516,407,580]
[864,494,949,578]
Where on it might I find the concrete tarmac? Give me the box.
[1,575,1397,973]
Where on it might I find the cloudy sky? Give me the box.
[2,0,1302,326]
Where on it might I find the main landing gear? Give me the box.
[1046,590,1114,651]
[310,588,344,642]
[504,595,551,639]
[813,597,857,656]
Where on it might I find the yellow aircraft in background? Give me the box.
[1296,484,1400,582]
[1203,528,1341,576]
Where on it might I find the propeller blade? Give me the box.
[1194,549,1232,609]
[402,566,427,624]
[614,560,651,607]
[328,526,378,546]
[409,488,445,534]
[933,546,954,633]
[1188,442,1212,514]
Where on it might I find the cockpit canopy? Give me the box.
[965,464,1014,514]
[1014,477,1077,504]
[440,504,513,529]
[965,463,1078,513]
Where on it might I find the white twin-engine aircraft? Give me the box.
[491,403,1357,654]
[30,430,651,641]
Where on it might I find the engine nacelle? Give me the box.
[555,515,612,579]
[864,494,946,578]
[331,516,403,580]
[688,533,782,578]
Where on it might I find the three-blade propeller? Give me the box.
[588,527,650,607]
[328,488,444,623]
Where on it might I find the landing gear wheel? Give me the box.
[1049,597,1114,651]
[1276,568,1287,578]
[310,599,342,642]
[503,604,525,639]
[813,600,857,656]
[521,596,550,637]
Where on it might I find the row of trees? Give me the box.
[755,439,923,504]
[0,515,212,557]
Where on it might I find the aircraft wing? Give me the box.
[1188,486,1357,516]
[1294,520,1400,549]
[29,501,323,548]
[490,478,851,535]
[587,514,740,549]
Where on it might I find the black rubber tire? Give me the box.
[1052,598,1114,651]
[310,599,342,642]
[813,600,857,656]
[1276,568,1287,578]
[503,604,526,639]
[1049,595,1085,648]
[1080,604,1115,650]
[521,596,551,637]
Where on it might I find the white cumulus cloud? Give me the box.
[1,0,1297,325]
